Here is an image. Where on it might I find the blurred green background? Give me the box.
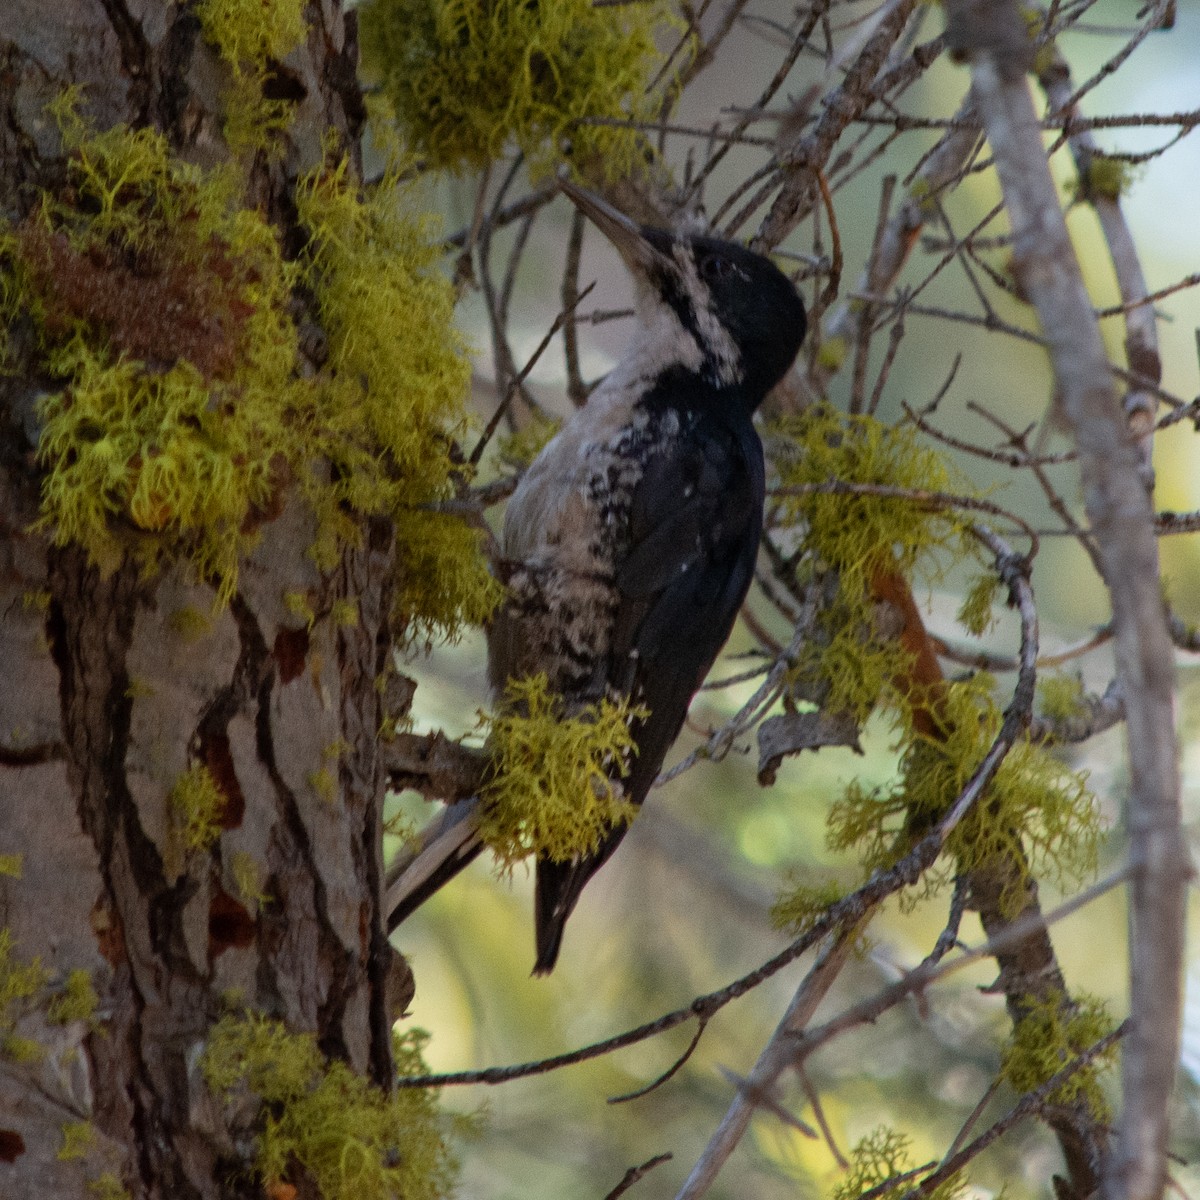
[385,3,1200,1195]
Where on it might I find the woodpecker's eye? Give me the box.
[700,254,733,283]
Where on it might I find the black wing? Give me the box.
[534,414,764,972]
[612,412,765,804]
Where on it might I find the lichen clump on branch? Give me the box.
[359,0,674,176]
[833,1126,967,1200]
[476,674,643,870]
[0,101,498,638]
[768,406,1101,920]
[826,673,1100,912]
[770,404,975,722]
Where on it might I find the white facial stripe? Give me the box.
[671,240,743,388]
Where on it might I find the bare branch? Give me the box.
[947,6,1189,1196]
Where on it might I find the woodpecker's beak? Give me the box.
[558,178,675,279]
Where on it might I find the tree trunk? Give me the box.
[0,3,409,1195]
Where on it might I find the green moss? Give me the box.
[360,0,674,178]
[827,675,1100,912]
[1001,990,1116,1118]
[58,1120,95,1161]
[834,1126,967,1200]
[203,1013,457,1200]
[171,765,226,853]
[477,674,643,870]
[47,969,98,1025]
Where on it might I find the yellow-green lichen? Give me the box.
[295,154,501,642]
[0,854,22,878]
[167,605,214,642]
[230,851,269,906]
[47,968,98,1025]
[332,598,360,627]
[194,0,310,154]
[283,590,317,627]
[1075,155,1137,203]
[477,674,643,871]
[1001,990,1116,1118]
[770,879,846,937]
[957,571,1001,637]
[171,764,226,853]
[6,113,305,603]
[0,928,48,1062]
[816,335,848,372]
[496,416,562,470]
[834,1126,967,1200]
[202,1012,456,1200]
[770,405,976,723]
[87,1174,130,1200]
[58,1120,95,1161]
[827,674,1100,912]
[907,175,939,218]
[7,105,497,643]
[359,0,675,178]
[125,677,155,700]
[1037,673,1087,722]
[308,768,337,804]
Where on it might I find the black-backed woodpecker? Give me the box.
[491,182,808,973]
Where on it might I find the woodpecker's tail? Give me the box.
[532,827,629,975]
[385,799,485,932]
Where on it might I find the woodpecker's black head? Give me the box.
[561,180,807,404]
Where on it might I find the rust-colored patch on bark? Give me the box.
[90,896,126,968]
[208,886,256,955]
[0,1129,26,1161]
[17,221,256,380]
[274,626,309,685]
[201,731,245,829]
